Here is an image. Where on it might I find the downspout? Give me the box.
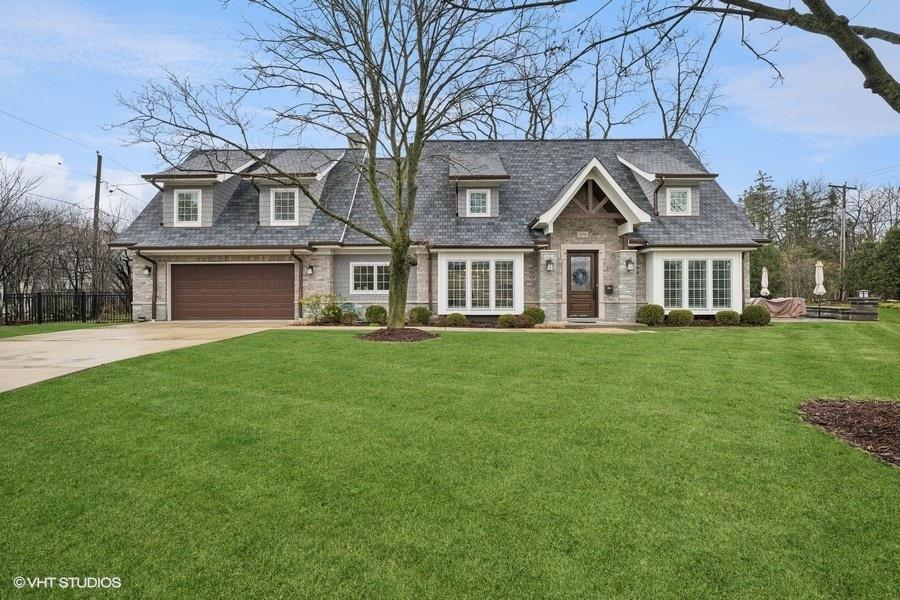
[652,176,666,216]
[135,250,157,321]
[427,245,434,312]
[290,249,304,318]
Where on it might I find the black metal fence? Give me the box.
[2,291,132,325]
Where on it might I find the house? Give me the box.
[111,138,767,322]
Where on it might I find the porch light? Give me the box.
[625,257,635,272]
[545,257,555,272]
[306,264,314,276]
[142,265,152,276]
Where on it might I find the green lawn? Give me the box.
[2,322,899,598]
[0,321,109,338]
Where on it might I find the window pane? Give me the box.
[669,190,688,213]
[471,260,490,309]
[469,191,488,215]
[494,260,514,309]
[176,192,198,223]
[688,260,707,309]
[712,260,731,308]
[664,260,682,308]
[353,265,374,291]
[447,261,467,309]
[376,265,390,291]
[273,190,296,221]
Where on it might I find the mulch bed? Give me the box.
[798,399,900,467]
[357,328,437,342]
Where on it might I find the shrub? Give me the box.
[715,310,741,326]
[321,302,343,324]
[301,293,343,322]
[666,309,694,326]
[497,314,517,328]
[446,313,467,327]
[742,304,771,326]
[521,306,545,324]
[364,305,387,325]
[408,306,432,325]
[515,314,536,328]
[340,311,357,325]
[636,304,665,326]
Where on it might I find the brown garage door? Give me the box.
[171,263,294,320]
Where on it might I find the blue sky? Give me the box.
[0,0,898,219]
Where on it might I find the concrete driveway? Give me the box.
[0,321,289,393]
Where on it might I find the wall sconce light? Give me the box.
[306,264,314,276]
[545,258,555,272]
[142,265,152,276]
[625,257,635,272]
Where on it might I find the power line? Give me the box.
[0,109,89,148]
[0,152,100,180]
[843,163,900,181]
[0,107,145,180]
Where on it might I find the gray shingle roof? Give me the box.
[115,139,764,249]
[246,148,346,177]
[618,151,711,177]
[146,149,256,177]
[446,150,508,179]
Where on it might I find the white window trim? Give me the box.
[465,188,491,217]
[349,261,390,294]
[651,252,740,314]
[437,252,524,314]
[666,187,691,216]
[173,189,202,227]
[270,188,300,226]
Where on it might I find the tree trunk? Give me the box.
[387,246,412,329]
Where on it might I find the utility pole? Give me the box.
[828,181,857,300]
[92,151,102,292]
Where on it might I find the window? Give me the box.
[447,261,467,309]
[471,260,490,309]
[667,188,691,215]
[466,189,490,217]
[271,188,299,225]
[443,257,519,312]
[351,263,390,293]
[712,260,732,308]
[688,260,707,309]
[663,260,683,308]
[494,260,514,309]
[174,190,201,226]
[660,257,734,311]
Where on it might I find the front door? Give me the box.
[567,251,598,318]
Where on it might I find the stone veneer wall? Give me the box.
[544,217,638,321]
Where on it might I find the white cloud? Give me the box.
[724,43,900,139]
[0,1,234,80]
[1,152,155,219]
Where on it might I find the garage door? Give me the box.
[170,263,294,320]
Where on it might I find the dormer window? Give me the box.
[667,188,691,215]
[174,190,201,226]
[271,188,299,225]
[466,189,490,217]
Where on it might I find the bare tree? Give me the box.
[578,44,646,138]
[640,19,724,146]
[456,0,900,115]
[119,0,543,328]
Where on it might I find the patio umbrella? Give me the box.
[760,267,770,297]
[813,261,826,296]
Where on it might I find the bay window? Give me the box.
[661,256,734,311]
[439,254,523,313]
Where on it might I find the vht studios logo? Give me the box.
[13,576,122,590]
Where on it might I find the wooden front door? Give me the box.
[567,251,598,318]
